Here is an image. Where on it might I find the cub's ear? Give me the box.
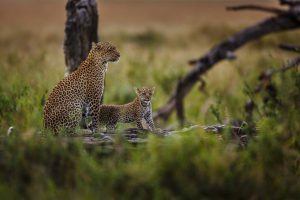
[91,42,97,49]
[151,87,155,93]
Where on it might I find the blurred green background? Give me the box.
[0,0,299,199]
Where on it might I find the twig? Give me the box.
[175,79,185,127]
[279,43,300,53]
[253,55,300,98]
[279,56,300,72]
[227,4,286,15]
[260,56,300,80]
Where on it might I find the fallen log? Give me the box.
[67,123,250,147]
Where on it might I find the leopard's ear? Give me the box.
[134,87,140,94]
[91,42,97,49]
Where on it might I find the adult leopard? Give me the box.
[43,41,120,134]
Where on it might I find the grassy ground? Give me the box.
[0,24,299,132]
[0,1,299,199]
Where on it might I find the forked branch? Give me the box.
[154,3,300,124]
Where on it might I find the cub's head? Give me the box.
[90,41,120,64]
[135,87,155,106]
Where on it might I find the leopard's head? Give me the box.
[89,41,120,64]
[135,87,155,106]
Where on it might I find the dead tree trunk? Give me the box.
[64,0,99,74]
[154,1,300,125]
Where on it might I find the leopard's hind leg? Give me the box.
[50,103,82,134]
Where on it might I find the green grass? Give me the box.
[0,25,299,198]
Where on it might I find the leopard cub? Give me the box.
[98,87,156,132]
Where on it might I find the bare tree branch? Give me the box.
[280,0,300,6]
[227,4,286,15]
[154,9,300,124]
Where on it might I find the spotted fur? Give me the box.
[98,87,155,132]
[43,41,120,134]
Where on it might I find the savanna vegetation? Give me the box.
[0,1,299,199]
